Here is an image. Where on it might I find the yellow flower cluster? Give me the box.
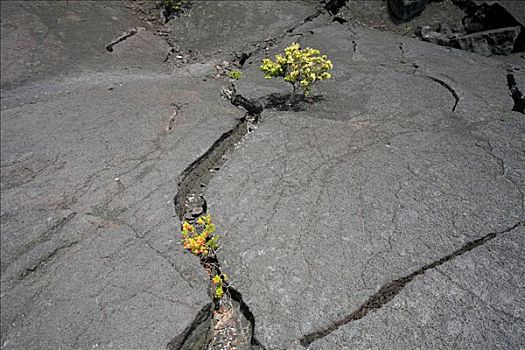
[211,273,228,299]
[181,214,219,257]
[260,43,333,96]
[228,70,243,80]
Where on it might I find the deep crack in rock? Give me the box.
[332,16,348,24]
[173,117,249,220]
[106,28,140,52]
[299,221,525,347]
[506,73,525,114]
[167,303,214,350]
[169,85,265,349]
[425,75,459,112]
[323,0,348,15]
[230,8,324,68]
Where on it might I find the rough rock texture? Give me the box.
[336,0,465,36]
[459,1,525,53]
[0,1,245,349]
[0,69,236,349]
[2,1,524,349]
[0,1,169,90]
[205,16,525,350]
[451,26,521,56]
[163,1,318,63]
[308,225,525,349]
[416,25,453,46]
[473,1,525,28]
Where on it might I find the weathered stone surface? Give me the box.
[205,20,525,350]
[0,1,250,349]
[451,26,521,56]
[416,25,451,45]
[473,0,525,28]
[0,73,242,349]
[2,1,524,349]
[164,1,318,62]
[309,225,525,349]
[336,0,465,37]
[0,1,170,90]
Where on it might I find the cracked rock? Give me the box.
[205,21,525,350]
[451,26,521,56]
[309,225,525,349]
[416,25,451,46]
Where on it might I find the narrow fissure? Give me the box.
[299,221,524,347]
[232,9,324,68]
[398,42,405,62]
[106,28,140,52]
[332,16,348,24]
[166,7,334,345]
[173,117,248,220]
[506,73,525,114]
[425,76,459,112]
[168,86,265,349]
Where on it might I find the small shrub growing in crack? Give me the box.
[181,214,227,300]
[228,70,243,80]
[181,214,218,257]
[177,208,258,346]
[212,273,228,299]
[261,42,333,104]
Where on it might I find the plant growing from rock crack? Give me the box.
[228,70,243,80]
[160,0,190,19]
[181,214,227,299]
[212,273,228,299]
[260,42,333,104]
[181,214,218,257]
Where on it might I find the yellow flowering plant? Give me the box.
[211,273,228,299]
[181,214,228,300]
[181,214,219,257]
[228,70,243,80]
[260,43,333,100]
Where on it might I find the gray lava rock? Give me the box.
[473,1,525,28]
[438,23,454,37]
[463,15,484,33]
[416,25,451,46]
[388,0,429,21]
[206,20,525,349]
[451,26,521,56]
[416,23,465,47]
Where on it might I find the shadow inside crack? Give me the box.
[263,92,326,112]
[167,287,265,350]
[507,73,525,114]
[299,221,524,347]
[167,303,213,350]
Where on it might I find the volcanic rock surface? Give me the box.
[1,1,524,350]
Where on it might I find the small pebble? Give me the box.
[192,207,204,216]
